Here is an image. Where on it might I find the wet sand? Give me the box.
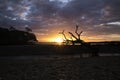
[0,56,120,80]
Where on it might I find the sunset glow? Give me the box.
[0,0,120,42]
[54,38,63,43]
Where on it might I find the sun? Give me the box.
[55,38,63,43]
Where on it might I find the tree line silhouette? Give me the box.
[0,27,37,45]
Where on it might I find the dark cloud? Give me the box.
[59,0,104,18]
[0,0,120,41]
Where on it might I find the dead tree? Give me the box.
[68,25,84,45]
[59,30,72,45]
[68,32,78,40]
[75,25,83,40]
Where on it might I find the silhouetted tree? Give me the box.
[25,27,32,32]
[0,27,37,45]
[68,25,84,45]
[59,30,72,45]
[59,25,85,45]
[75,25,83,40]
[9,26,16,31]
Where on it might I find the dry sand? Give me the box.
[0,56,120,80]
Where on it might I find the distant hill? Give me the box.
[0,27,37,45]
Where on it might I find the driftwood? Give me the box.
[60,25,85,45]
[59,30,72,45]
[75,25,83,40]
[68,25,84,45]
[59,25,99,57]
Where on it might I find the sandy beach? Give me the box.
[0,56,120,80]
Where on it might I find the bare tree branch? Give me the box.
[75,25,79,36]
[75,25,83,40]
[59,30,67,40]
[68,32,78,40]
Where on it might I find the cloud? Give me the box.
[106,22,120,26]
[1,0,120,26]
[0,0,120,41]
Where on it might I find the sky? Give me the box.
[0,0,120,42]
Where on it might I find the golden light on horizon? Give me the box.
[35,27,120,43]
[54,37,63,43]
[52,37,63,45]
